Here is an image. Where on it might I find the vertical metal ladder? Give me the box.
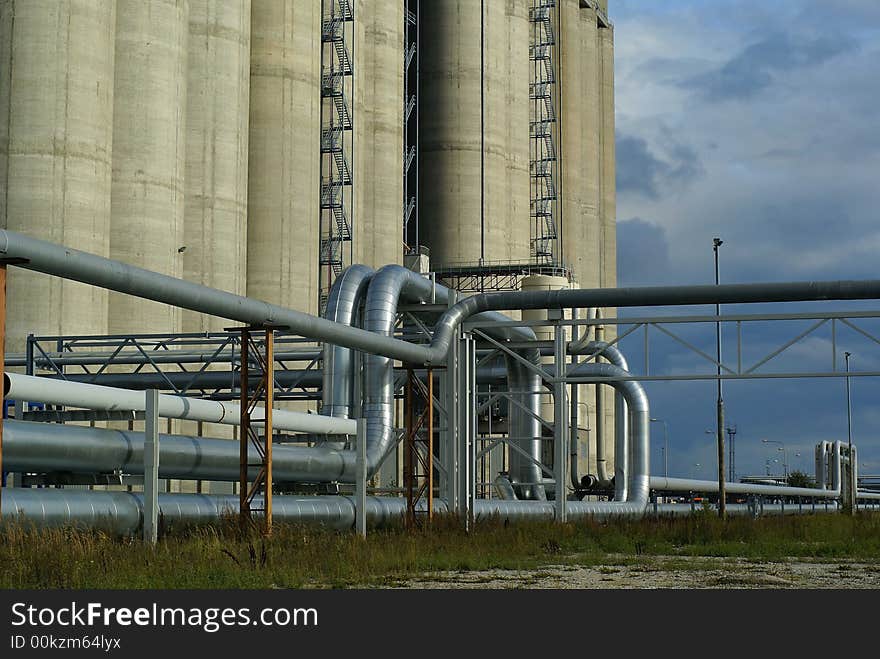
[403,1,419,252]
[529,0,559,263]
[319,0,355,313]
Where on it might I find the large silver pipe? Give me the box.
[2,419,349,483]
[322,264,373,419]
[4,372,356,436]
[5,230,880,369]
[0,229,430,364]
[569,341,629,500]
[360,264,540,481]
[649,476,840,499]
[505,349,545,500]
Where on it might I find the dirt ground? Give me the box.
[393,556,880,589]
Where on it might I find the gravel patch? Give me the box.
[392,557,880,589]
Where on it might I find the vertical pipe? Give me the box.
[143,389,159,545]
[554,327,568,522]
[355,418,366,537]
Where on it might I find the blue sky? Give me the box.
[610,0,880,480]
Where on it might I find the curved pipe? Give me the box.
[560,362,650,507]
[4,372,356,435]
[358,265,539,482]
[569,341,629,500]
[322,264,374,419]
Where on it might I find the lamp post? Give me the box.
[713,237,726,518]
[726,424,737,482]
[762,439,787,478]
[650,418,668,479]
[845,351,855,514]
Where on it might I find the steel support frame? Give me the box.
[237,328,275,535]
[404,367,433,526]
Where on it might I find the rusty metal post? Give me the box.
[426,368,434,522]
[239,329,250,529]
[263,329,274,535]
[0,265,5,517]
[236,327,274,535]
[404,369,415,527]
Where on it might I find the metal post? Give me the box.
[143,389,160,545]
[845,351,855,515]
[237,327,275,535]
[457,334,475,527]
[239,331,249,528]
[355,418,367,538]
[553,327,568,522]
[713,237,727,519]
[0,265,7,515]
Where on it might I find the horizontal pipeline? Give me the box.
[4,230,880,365]
[3,373,356,436]
[0,489,856,535]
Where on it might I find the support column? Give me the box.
[457,334,476,528]
[143,389,160,545]
[236,326,276,535]
[554,326,569,522]
[404,367,434,527]
[0,264,5,515]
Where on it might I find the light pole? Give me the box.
[713,237,726,518]
[762,439,787,478]
[650,418,668,479]
[845,351,855,513]
[726,424,737,482]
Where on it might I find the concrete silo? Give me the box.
[109,0,189,336]
[182,0,250,334]
[598,15,616,292]
[557,0,601,291]
[0,0,116,351]
[353,0,404,271]
[418,0,531,268]
[247,0,321,315]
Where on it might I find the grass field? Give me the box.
[2,512,880,589]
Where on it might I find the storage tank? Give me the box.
[557,0,601,292]
[182,0,250,333]
[247,0,321,315]
[0,0,116,352]
[418,1,531,268]
[353,0,404,270]
[109,0,188,335]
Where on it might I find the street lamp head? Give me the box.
[713,237,723,248]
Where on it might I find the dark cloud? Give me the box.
[681,32,857,101]
[616,217,671,286]
[616,135,703,199]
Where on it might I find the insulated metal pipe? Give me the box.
[569,341,629,499]
[5,230,880,367]
[1,419,350,483]
[322,264,374,419]
[4,373,356,436]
